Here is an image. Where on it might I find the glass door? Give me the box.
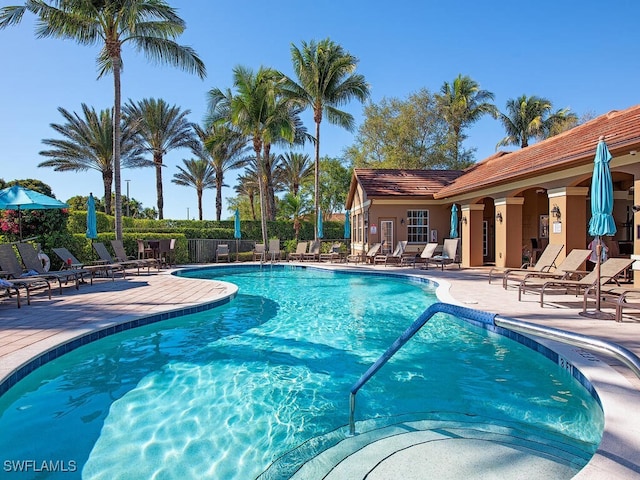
[380,220,394,253]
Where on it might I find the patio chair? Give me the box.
[253,243,266,262]
[268,239,281,262]
[489,243,564,287]
[137,239,154,259]
[16,242,88,293]
[518,257,633,307]
[53,247,124,281]
[93,242,144,275]
[216,244,230,263]
[319,243,344,263]
[0,277,21,308]
[364,243,382,263]
[288,242,308,261]
[424,238,461,271]
[303,240,321,261]
[110,240,156,274]
[510,249,591,289]
[401,243,438,268]
[0,244,51,306]
[374,241,407,266]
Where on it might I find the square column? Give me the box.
[460,204,485,267]
[495,197,525,268]
[547,187,589,264]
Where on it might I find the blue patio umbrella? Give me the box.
[234,208,241,261]
[582,137,617,318]
[450,204,459,238]
[317,213,324,239]
[86,193,98,240]
[344,210,351,239]
[0,185,68,240]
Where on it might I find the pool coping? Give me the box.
[0,263,639,478]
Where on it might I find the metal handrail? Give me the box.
[348,302,640,436]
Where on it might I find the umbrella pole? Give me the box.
[236,238,240,262]
[580,236,615,320]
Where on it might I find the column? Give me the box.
[495,197,524,268]
[547,187,589,264]
[460,204,485,267]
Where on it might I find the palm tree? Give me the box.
[278,192,311,240]
[435,74,497,166]
[276,151,313,196]
[496,95,559,148]
[1,0,206,239]
[208,66,296,247]
[281,38,370,239]
[234,172,259,220]
[171,158,215,220]
[38,103,150,215]
[124,98,198,219]
[196,124,249,221]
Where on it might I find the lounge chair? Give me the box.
[512,249,591,287]
[93,242,144,275]
[137,239,154,259]
[401,243,438,268]
[0,278,21,308]
[288,242,308,261]
[268,239,281,262]
[319,243,343,263]
[518,257,633,307]
[112,240,158,272]
[216,244,230,262]
[253,243,266,262]
[489,243,564,287]
[0,244,51,305]
[16,242,88,292]
[364,243,382,263]
[53,247,124,281]
[303,240,321,261]
[424,238,461,271]
[374,241,407,266]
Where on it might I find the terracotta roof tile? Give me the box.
[435,105,640,198]
[354,168,463,198]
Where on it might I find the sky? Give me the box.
[2,0,640,220]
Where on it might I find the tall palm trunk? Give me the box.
[113,59,123,239]
[249,191,257,220]
[314,119,321,240]
[254,139,269,248]
[102,171,113,215]
[263,144,276,220]
[215,175,223,221]
[197,188,203,220]
[154,152,164,219]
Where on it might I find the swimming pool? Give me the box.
[0,266,603,479]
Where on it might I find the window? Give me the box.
[407,210,429,243]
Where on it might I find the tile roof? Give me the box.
[352,169,463,200]
[435,104,640,198]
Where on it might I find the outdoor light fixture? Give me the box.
[462,216,467,225]
[400,218,405,225]
[632,205,640,213]
[551,204,561,219]
[496,212,503,223]
[630,150,637,156]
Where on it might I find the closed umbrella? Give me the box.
[0,185,68,240]
[86,193,98,240]
[234,208,241,262]
[450,204,459,239]
[344,210,351,239]
[317,213,324,239]
[581,137,617,319]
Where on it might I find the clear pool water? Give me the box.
[0,266,603,479]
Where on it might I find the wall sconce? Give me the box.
[550,204,561,219]
[400,218,405,225]
[462,216,467,225]
[496,212,503,223]
[632,205,640,213]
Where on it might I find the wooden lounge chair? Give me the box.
[364,243,382,263]
[511,249,591,288]
[288,242,308,261]
[518,257,633,307]
[319,243,343,263]
[17,242,88,292]
[111,240,158,272]
[0,244,51,305]
[53,247,124,281]
[489,243,564,287]
[93,242,144,275]
[268,239,281,262]
[424,238,461,271]
[401,243,438,268]
[253,243,266,261]
[216,244,230,262]
[374,241,407,266]
[303,240,321,261]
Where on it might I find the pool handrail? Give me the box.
[348,302,640,436]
